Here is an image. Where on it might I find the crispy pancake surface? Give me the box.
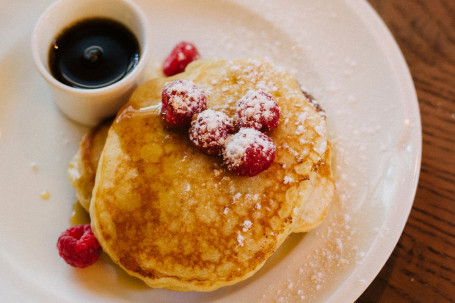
[88,58,334,291]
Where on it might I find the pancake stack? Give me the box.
[68,57,334,291]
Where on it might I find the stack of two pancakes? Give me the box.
[68,57,335,291]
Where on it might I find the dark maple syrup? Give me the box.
[49,17,140,89]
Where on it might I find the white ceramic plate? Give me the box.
[0,0,421,302]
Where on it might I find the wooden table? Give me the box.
[358,0,455,302]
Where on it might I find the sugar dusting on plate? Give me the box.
[195,0,394,301]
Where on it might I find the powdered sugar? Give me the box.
[313,139,327,155]
[157,0,403,300]
[224,128,275,167]
[163,80,207,115]
[242,220,253,231]
[237,232,245,247]
[189,109,234,155]
[283,175,295,184]
[223,128,276,176]
[236,89,280,131]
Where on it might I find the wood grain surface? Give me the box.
[358,0,455,302]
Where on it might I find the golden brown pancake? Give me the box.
[69,87,333,232]
[69,124,334,232]
[73,57,334,291]
[293,144,334,232]
[68,120,111,211]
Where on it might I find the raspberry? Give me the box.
[162,41,200,76]
[161,80,208,127]
[223,128,276,176]
[57,224,101,268]
[189,109,234,155]
[236,90,280,131]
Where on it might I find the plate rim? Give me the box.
[327,0,422,302]
[0,0,422,301]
